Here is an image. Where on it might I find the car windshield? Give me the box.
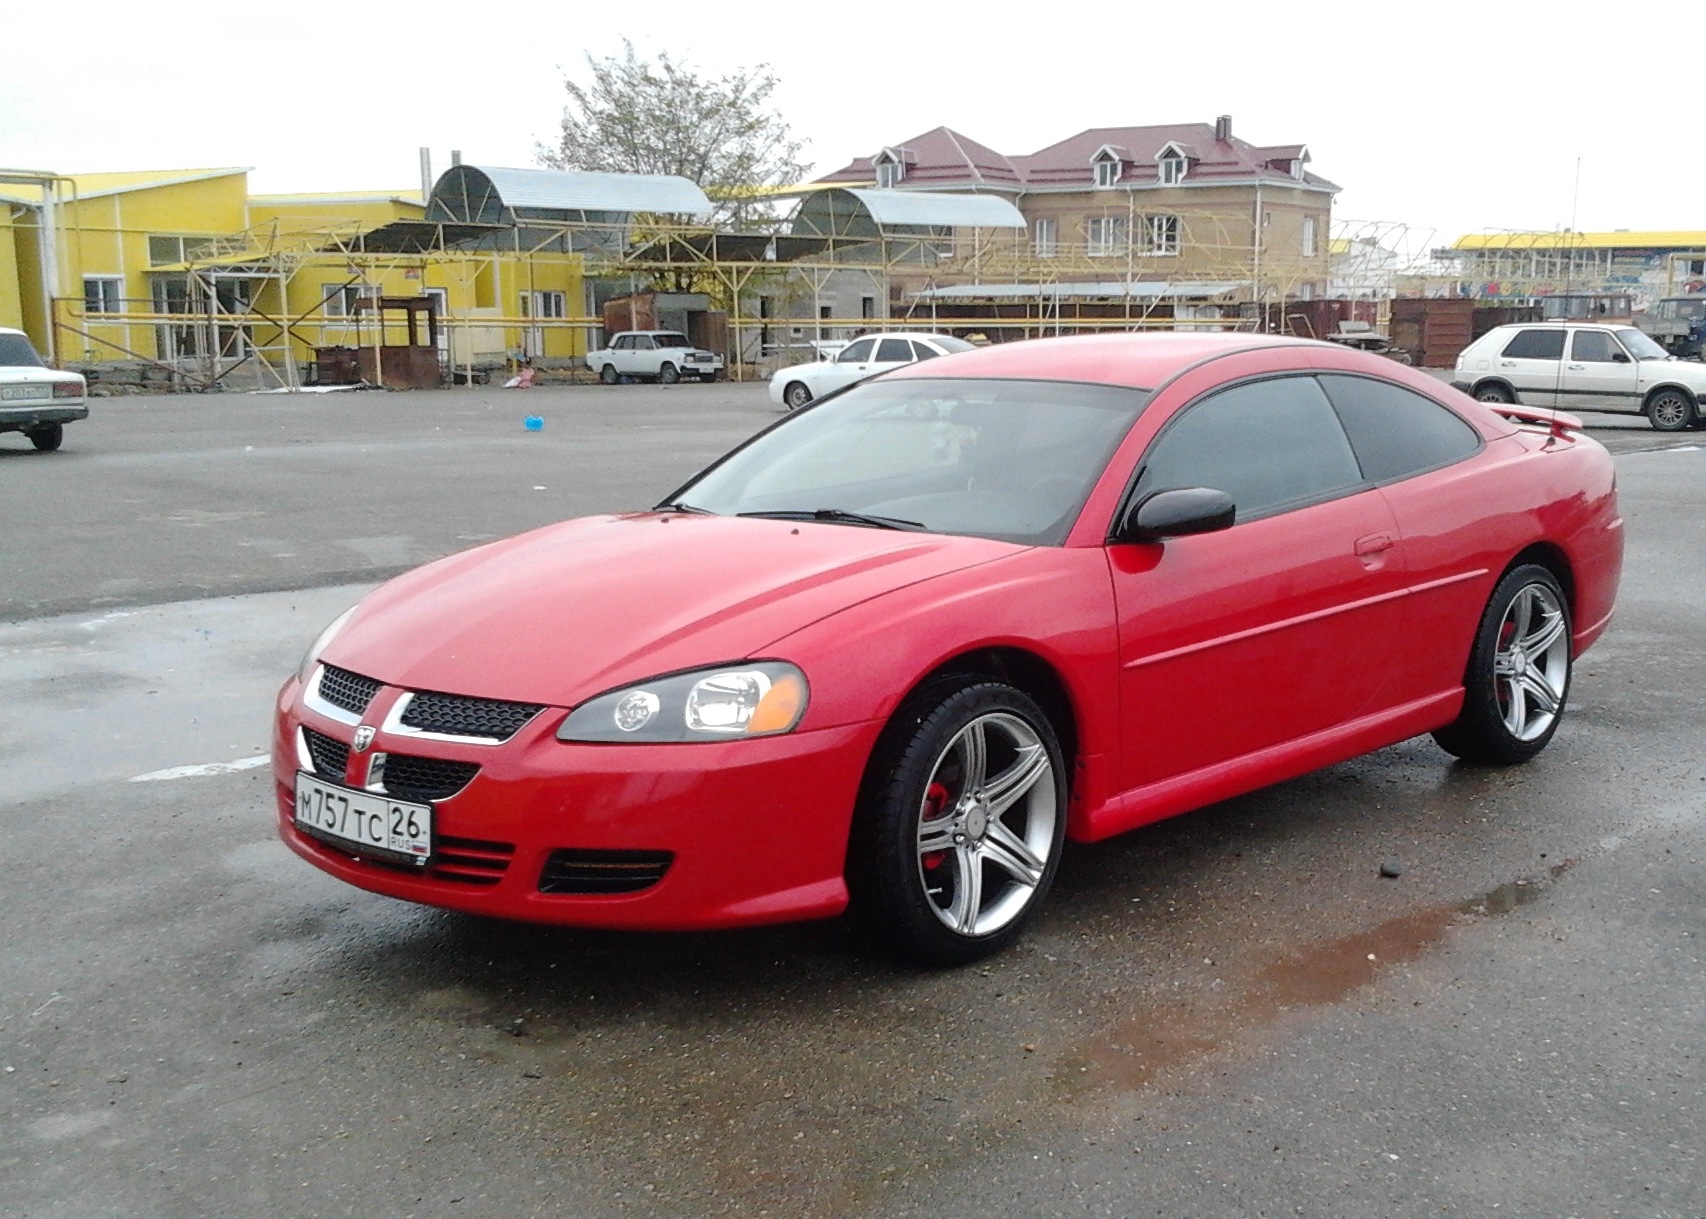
[0,334,45,368]
[670,377,1149,546]
[653,332,691,348]
[1615,327,1670,359]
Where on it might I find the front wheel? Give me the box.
[1474,382,1514,404]
[26,423,63,452]
[658,362,680,385]
[783,381,812,410]
[598,364,619,385]
[1433,565,1572,765]
[850,681,1067,966]
[1646,387,1696,432]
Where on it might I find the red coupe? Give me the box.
[272,334,1623,964]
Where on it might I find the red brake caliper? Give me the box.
[922,781,950,871]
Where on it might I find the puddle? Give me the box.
[1058,861,1573,1095]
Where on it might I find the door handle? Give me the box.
[1355,532,1395,556]
[1566,363,1585,370]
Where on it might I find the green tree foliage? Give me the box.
[540,42,809,230]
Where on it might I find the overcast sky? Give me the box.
[4,0,1696,253]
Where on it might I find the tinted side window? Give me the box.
[613,335,633,350]
[875,338,912,362]
[1318,375,1481,483]
[910,341,941,362]
[1570,330,1623,362]
[838,338,876,363]
[1500,329,1564,359]
[1135,376,1363,520]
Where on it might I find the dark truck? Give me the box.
[1635,295,1706,359]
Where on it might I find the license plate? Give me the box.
[294,772,432,866]
[1,386,47,401]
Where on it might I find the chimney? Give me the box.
[450,149,462,167]
[419,147,433,201]
[1214,115,1232,143]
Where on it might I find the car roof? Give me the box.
[880,331,1324,389]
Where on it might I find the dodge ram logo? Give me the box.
[352,725,376,753]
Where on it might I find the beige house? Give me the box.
[795,116,1336,331]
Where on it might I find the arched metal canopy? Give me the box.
[790,188,1026,241]
[426,164,714,224]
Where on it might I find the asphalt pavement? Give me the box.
[0,382,1700,1219]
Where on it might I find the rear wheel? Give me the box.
[598,364,618,385]
[26,423,63,452]
[658,362,680,385]
[1474,382,1514,404]
[1646,387,1696,432]
[850,681,1066,966]
[1433,564,1571,765]
[783,381,812,410]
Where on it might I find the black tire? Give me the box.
[699,373,716,383]
[598,364,618,385]
[658,362,680,385]
[26,423,63,452]
[1645,387,1696,432]
[849,680,1067,966]
[1474,382,1515,404]
[1433,564,1572,765]
[783,381,812,410]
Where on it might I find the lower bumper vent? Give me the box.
[539,849,674,895]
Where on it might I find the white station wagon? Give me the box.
[1452,321,1705,431]
[1,327,87,452]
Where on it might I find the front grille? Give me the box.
[381,754,480,802]
[303,727,349,778]
[399,691,544,741]
[319,665,383,716]
[539,849,674,895]
[430,835,515,886]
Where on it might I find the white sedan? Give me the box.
[768,332,976,409]
[1,327,86,452]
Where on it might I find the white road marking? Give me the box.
[130,755,270,782]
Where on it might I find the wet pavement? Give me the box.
[1,385,1701,1218]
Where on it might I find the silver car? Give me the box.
[769,332,976,410]
[1452,321,1704,431]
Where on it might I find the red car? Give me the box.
[272,334,1622,965]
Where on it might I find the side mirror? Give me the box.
[1612,352,1631,363]
[1113,487,1236,544]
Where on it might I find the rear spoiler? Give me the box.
[1485,404,1584,440]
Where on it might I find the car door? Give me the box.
[1108,374,1408,794]
[618,334,656,376]
[815,337,877,395]
[1558,328,1642,411]
[1491,328,1565,406]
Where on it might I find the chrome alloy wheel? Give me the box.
[1493,582,1570,742]
[914,711,1058,937]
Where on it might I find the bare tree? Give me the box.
[540,42,810,230]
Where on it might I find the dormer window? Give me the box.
[1092,146,1123,189]
[873,148,905,188]
[1156,142,1189,186]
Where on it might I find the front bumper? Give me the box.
[272,677,877,930]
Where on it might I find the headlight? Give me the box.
[558,661,808,743]
[297,607,356,683]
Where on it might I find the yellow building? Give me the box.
[0,167,592,385]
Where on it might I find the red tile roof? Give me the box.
[815,121,1335,192]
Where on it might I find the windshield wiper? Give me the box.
[655,499,711,514]
[737,507,926,531]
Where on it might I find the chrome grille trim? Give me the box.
[382,690,545,746]
[303,666,364,726]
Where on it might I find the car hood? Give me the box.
[322,513,1024,705]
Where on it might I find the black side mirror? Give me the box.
[1113,487,1236,544]
[1612,352,1630,363]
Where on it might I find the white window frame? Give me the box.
[83,275,124,315]
[1158,154,1186,186]
[1144,214,1180,256]
[1086,216,1127,258]
[874,150,904,189]
[1033,217,1059,258]
[1302,216,1318,258]
[1094,156,1120,189]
